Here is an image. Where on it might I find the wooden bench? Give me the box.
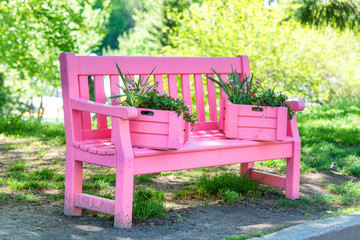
[60,52,305,228]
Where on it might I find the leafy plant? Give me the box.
[109,63,158,107]
[138,90,196,126]
[206,67,294,119]
[219,188,241,205]
[110,64,196,125]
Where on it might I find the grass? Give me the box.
[0,101,360,229]
[223,226,287,240]
[256,101,360,175]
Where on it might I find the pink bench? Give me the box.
[60,52,304,228]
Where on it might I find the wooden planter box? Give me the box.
[223,100,288,141]
[128,108,189,150]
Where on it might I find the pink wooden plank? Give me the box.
[135,108,171,123]
[168,112,185,149]
[77,56,242,76]
[206,74,218,121]
[276,107,288,140]
[181,75,192,114]
[130,133,169,149]
[249,170,286,189]
[129,121,169,135]
[133,142,293,174]
[110,75,120,105]
[236,127,277,141]
[94,75,108,129]
[154,75,164,93]
[75,193,115,215]
[194,74,206,122]
[224,103,238,138]
[82,129,111,139]
[60,53,82,142]
[238,117,277,129]
[79,76,92,129]
[74,148,116,168]
[193,121,219,131]
[238,55,251,79]
[168,74,178,98]
[70,98,138,120]
[237,104,279,118]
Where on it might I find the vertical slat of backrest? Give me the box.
[194,74,206,122]
[181,75,192,114]
[218,73,228,130]
[206,74,218,121]
[154,75,164,93]
[110,75,120,105]
[220,74,228,98]
[94,75,108,129]
[60,52,82,141]
[238,55,251,79]
[79,76,92,129]
[168,74,178,98]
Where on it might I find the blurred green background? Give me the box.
[1,0,359,118]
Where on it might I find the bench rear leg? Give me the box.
[240,162,254,176]
[64,149,83,216]
[114,166,134,228]
[285,141,301,199]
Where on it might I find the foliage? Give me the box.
[294,0,360,32]
[138,91,196,125]
[256,101,360,176]
[219,189,241,205]
[104,0,201,56]
[0,0,110,116]
[109,63,157,107]
[0,115,65,145]
[133,188,166,220]
[163,0,360,103]
[196,173,259,195]
[110,64,195,125]
[207,68,294,119]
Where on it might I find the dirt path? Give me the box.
[0,201,320,240]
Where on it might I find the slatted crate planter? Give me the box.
[113,108,188,150]
[223,100,288,141]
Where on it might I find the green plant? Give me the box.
[196,172,259,196]
[132,188,166,220]
[206,67,294,119]
[219,188,241,205]
[109,63,157,107]
[110,64,196,125]
[138,90,196,125]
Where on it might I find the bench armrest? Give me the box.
[70,98,138,120]
[287,101,305,112]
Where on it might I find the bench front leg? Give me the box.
[112,117,135,228]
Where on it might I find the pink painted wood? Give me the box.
[60,52,304,229]
[224,101,288,141]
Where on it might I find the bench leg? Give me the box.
[285,141,301,199]
[114,165,134,228]
[240,162,254,176]
[64,148,83,216]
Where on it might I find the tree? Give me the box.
[162,0,360,103]
[0,0,110,117]
[294,0,360,32]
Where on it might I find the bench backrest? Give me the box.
[60,53,250,141]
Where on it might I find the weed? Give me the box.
[223,226,287,240]
[134,174,157,183]
[15,192,37,202]
[30,168,55,180]
[0,192,8,202]
[8,163,27,171]
[328,180,360,204]
[196,173,258,196]
[219,189,241,205]
[133,188,166,220]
